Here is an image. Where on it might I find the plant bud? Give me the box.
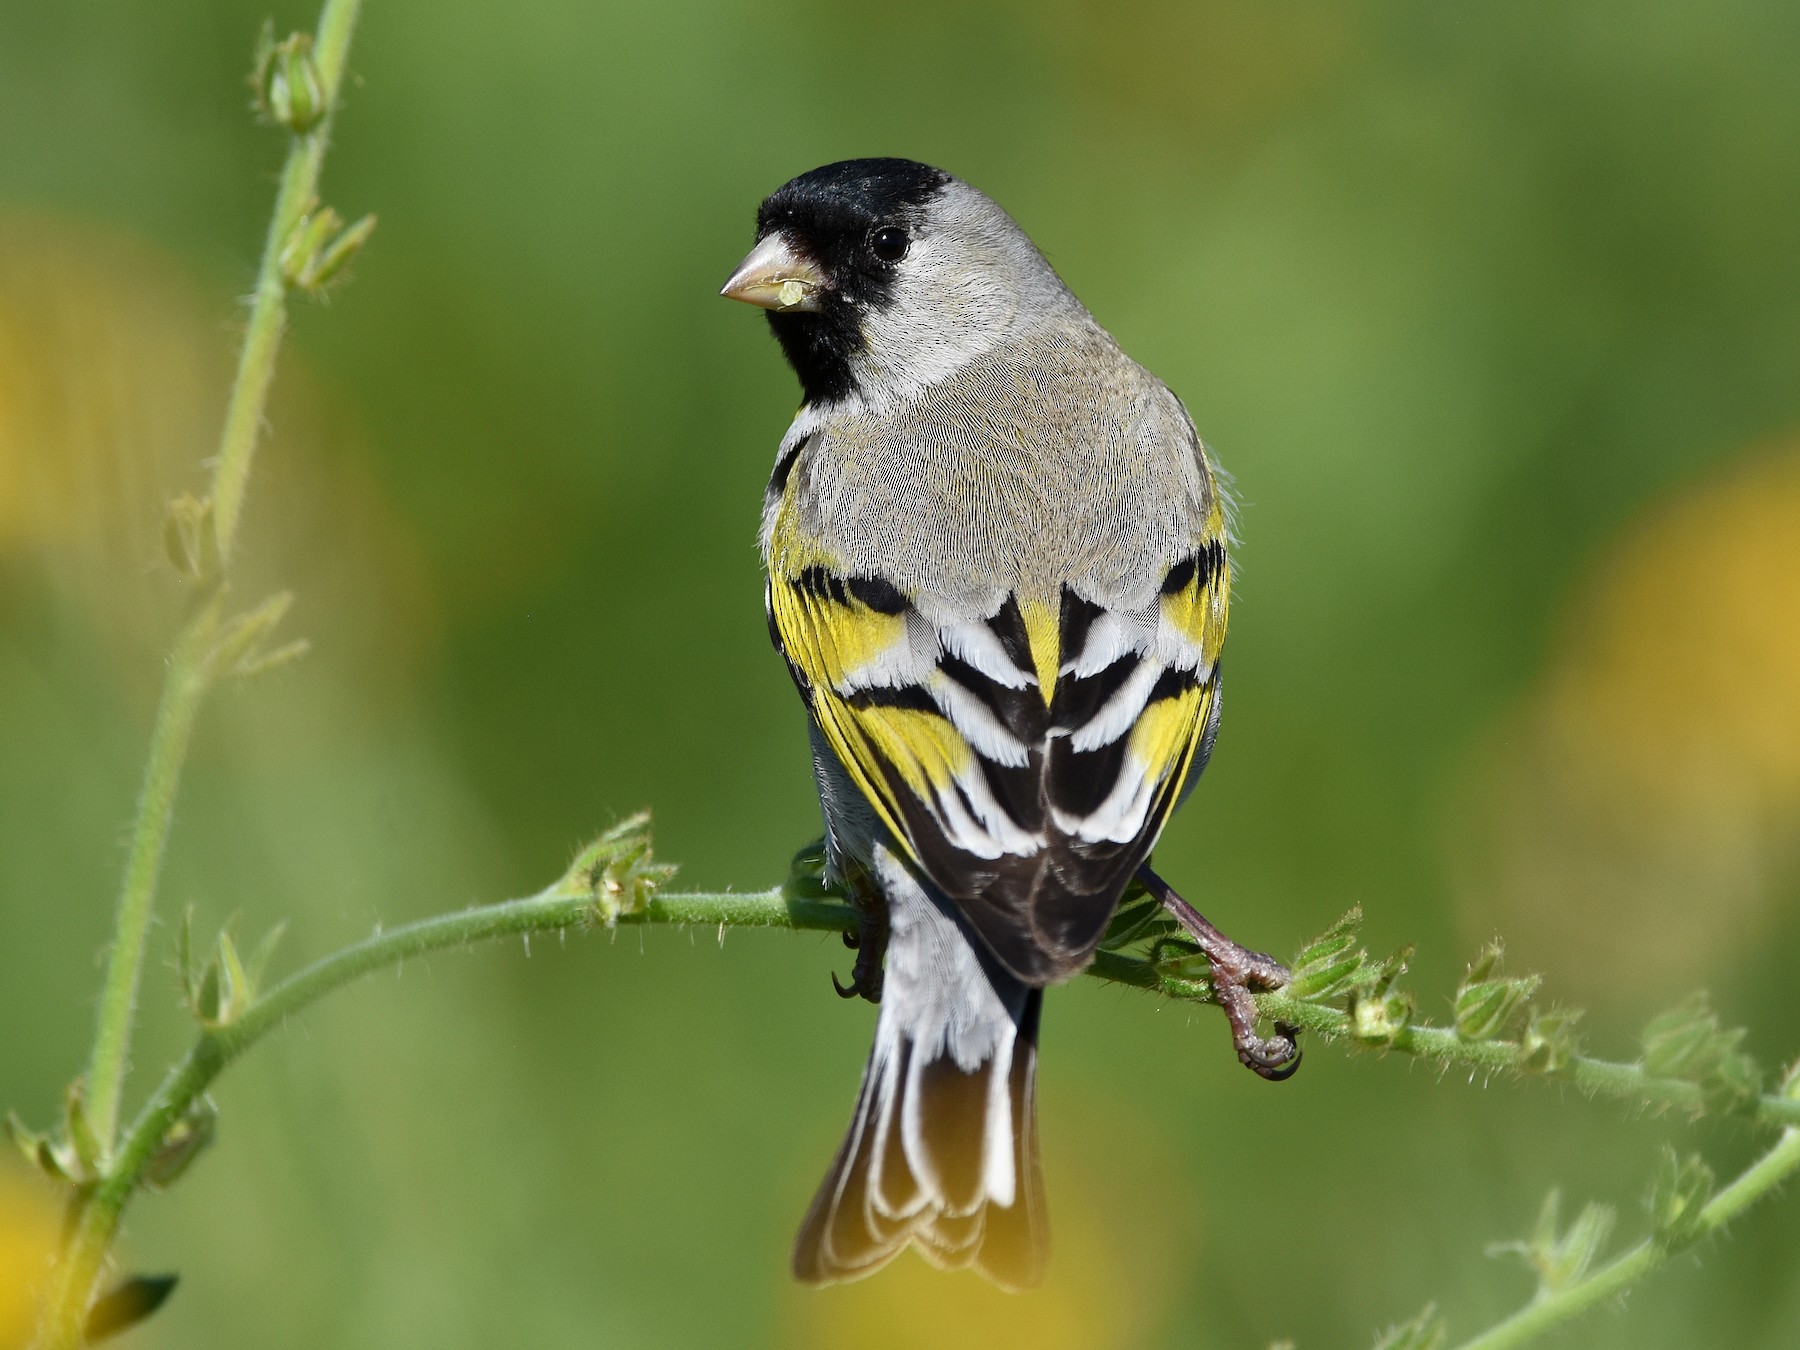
[557,811,677,922]
[190,930,254,1029]
[5,1111,87,1186]
[85,1274,179,1343]
[279,209,377,293]
[1463,940,1503,987]
[1454,975,1538,1041]
[64,1078,103,1174]
[1642,996,1717,1078]
[1285,909,1366,1000]
[1641,993,1760,1105]
[1352,989,1413,1045]
[1542,1200,1614,1289]
[204,591,296,682]
[253,27,326,133]
[1372,1303,1445,1350]
[1520,1008,1582,1074]
[1284,948,1363,1001]
[1649,1146,1714,1245]
[302,213,378,290]
[143,1095,219,1191]
[278,208,340,287]
[162,493,218,582]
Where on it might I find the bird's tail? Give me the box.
[792,847,1048,1290]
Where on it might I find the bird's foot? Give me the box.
[830,878,888,1004]
[1136,865,1301,1081]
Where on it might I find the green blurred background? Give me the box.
[4,1,1800,1345]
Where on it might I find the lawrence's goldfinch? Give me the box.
[722,159,1294,1291]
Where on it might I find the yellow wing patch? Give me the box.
[1158,536,1229,669]
[851,705,974,803]
[1133,535,1230,842]
[804,601,906,690]
[1018,598,1061,703]
[768,565,936,856]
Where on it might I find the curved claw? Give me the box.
[1241,1025,1303,1081]
[825,876,889,1005]
[1136,863,1305,1084]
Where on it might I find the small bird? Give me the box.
[722,159,1297,1291]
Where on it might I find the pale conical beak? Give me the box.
[719,233,826,312]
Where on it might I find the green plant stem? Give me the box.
[80,601,216,1152]
[1079,953,1800,1131]
[42,868,1800,1346]
[1450,1127,1800,1350]
[1247,989,1800,1131]
[77,882,1800,1278]
[212,0,363,562]
[110,886,844,1214]
[46,3,366,1344]
[80,0,365,1159]
[35,883,842,1347]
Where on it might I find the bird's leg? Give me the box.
[830,863,888,1004]
[1136,865,1302,1082]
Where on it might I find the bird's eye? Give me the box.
[869,226,910,263]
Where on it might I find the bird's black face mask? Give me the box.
[753,158,951,405]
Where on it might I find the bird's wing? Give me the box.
[768,520,1228,985]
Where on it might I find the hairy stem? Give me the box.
[45,3,366,1344]
[211,0,363,561]
[38,881,841,1346]
[42,849,1800,1347]
[1078,953,1800,1132]
[1450,1128,1800,1350]
[81,878,1800,1279]
[117,887,844,1182]
[1247,990,1800,1132]
[81,601,216,1152]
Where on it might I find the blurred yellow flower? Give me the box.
[1548,442,1800,808]
[1455,441,1800,1001]
[0,208,437,715]
[0,212,227,658]
[0,1166,58,1349]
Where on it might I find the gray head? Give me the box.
[721,159,1081,408]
